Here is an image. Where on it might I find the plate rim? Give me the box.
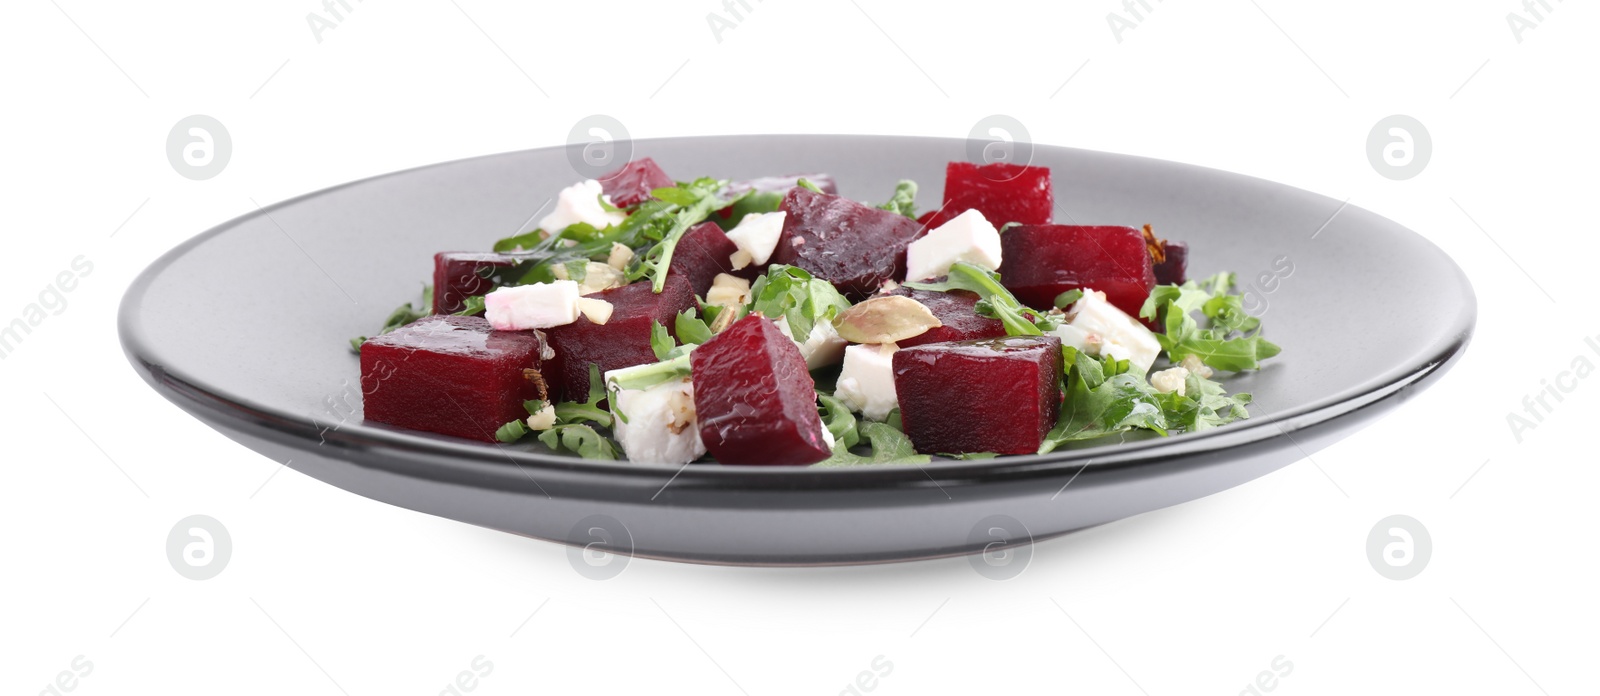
[118,134,1478,490]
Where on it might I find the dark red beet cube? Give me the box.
[1000,225,1156,318]
[433,252,520,314]
[770,187,924,300]
[668,222,751,295]
[545,275,695,402]
[360,315,550,442]
[943,161,1053,227]
[1154,240,1188,286]
[888,287,1006,348]
[893,336,1062,455]
[691,314,832,466]
[599,157,675,209]
[725,173,838,197]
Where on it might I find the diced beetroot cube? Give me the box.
[1000,224,1156,317]
[545,275,695,402]
[892,336,1062,455]
[668,222,751,295]
[691,314,832,465]
[770,187,924,300]
[1154,240,1188,286]
[360,315,551,442]
[599,157,674,209]
[888,287,1006,348]
[725,173,838,197]
[433,252,520,314]
[943,161,1053,227]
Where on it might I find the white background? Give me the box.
[2,0,1594,694]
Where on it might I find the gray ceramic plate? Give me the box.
[118,135,1475,565]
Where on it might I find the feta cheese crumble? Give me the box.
[539,179,626,235]
[1051,289,1161,374]
[776,319,847,369]
[706,273,752,308]
[484,281,581,330]
[605,372,705,465]
[723,211,785,265]
[904,209,1003,281]
[835,343,899,420]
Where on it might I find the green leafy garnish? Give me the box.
[499,365,619,456]
[630,178,742,292]
[674,308,714,346]
[721,191,783,229]
[1139,273,1282,371]
[796,178,824,193]
[818,394,862,450]
[904,262,1052,336]
[350,285,433,351]
[747,265,852,340]
[537,424,618,460]
[494,419,532,444]
[454,294,486,317]
[1053,289,1084,309]
[815,422,930,467]
[878,180,918,218]
[649,320,676,361]
[1038,347,1254,452]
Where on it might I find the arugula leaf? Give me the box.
[537,424,619,460]
[747,265,852,339]
[796,178,824,193]
[817,394,862,450]
[905,262,1044,336]
[720,191,783,229]
[454,294,486,317]
[494,419,532,444]
[1053,289,1084,309]
[814,422,930,468]
[650,320,676,361]
[675,308,713,346]
[630,178,742,292]
[552,365,614,429]
[1039,348,1170,452]
[350,285,433,351]
[878,180,918,218]
[492,230,544,253]
[1140,272,1282,371]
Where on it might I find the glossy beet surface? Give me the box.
[1001,224,1156,317]
[771,187,924,300]
[433,252,519,314]
[545,275,694,402]
[893,335,1062,455]
[691,314,832,465]
[888,287,1007,348]
[668,222,748,295]
[1154,240,1189,286]
[943,161,1053,227]
[360,315,549,442]
[599,157,674,209]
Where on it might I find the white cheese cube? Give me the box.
[484,281,581,330]
[539,179,626,234]
[553,261,626,295]
[835,343,899,421]
[1054,289,1161,374]
[724,211,786,265]
[776,319,847,369]
[904,209,1003,281]
[605,374,706,465]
